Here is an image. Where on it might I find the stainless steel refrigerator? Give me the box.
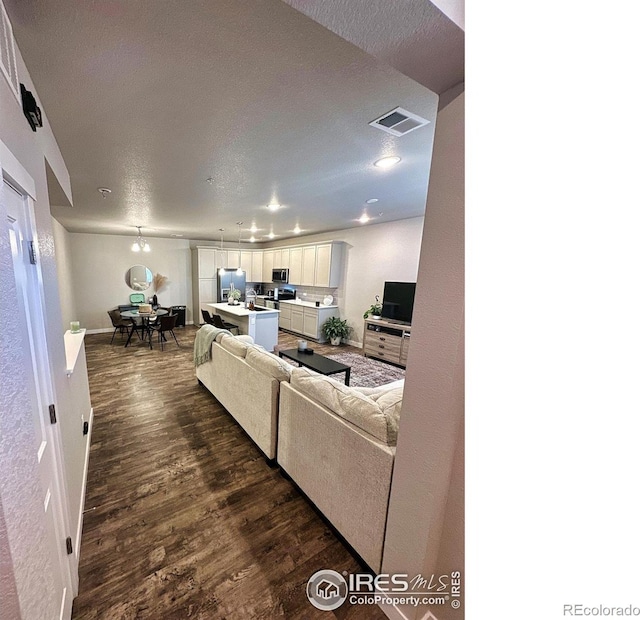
[217,268,246,302]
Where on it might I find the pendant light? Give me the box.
[132,226,150,253]
[236,222,243,275]
[219,229,226,275]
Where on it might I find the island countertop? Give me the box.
[207,302,280,317]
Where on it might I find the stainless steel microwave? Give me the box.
[272,268,289,283]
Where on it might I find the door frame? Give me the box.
[1,140,76,607]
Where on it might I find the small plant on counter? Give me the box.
[228,288,242,303]
[363,295,383,319]
[322,317,351,346]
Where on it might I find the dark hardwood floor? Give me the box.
[72,325,385,619]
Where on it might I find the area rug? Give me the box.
[324,352,405,388]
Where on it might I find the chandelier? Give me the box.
[132,226,151,253]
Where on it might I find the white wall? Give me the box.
[382,92,464,620]
[262,217,424,345]
[67,233,192,331]
[52,218,77,332]
[71,220,422,336]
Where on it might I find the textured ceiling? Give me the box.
[6,0,462,242]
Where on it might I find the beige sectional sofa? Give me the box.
[194,326,404,572]
[278,367,403,572]
[195,327,294,460]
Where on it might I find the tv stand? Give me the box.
[363,318,412,368]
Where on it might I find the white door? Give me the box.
[4,180,73,618]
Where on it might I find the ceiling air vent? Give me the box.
[369,107,430,137]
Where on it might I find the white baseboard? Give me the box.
[346,338,363,348]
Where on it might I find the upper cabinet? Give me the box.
[251,251,263,283]
[289,247,303,285]
[240,251,252,280]
[263,250,274,282]
[314,242,343,288]
[197,248,217,279]
[195,242,343,289]
[227,249,240,269]
[301,246,316,286]
[215,250,228,269]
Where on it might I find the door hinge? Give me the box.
[48,404,57,424]
[83,421,89,435]
[66,537,73,555]
[28,241,37,265]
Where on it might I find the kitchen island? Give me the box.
[207,303,280,352]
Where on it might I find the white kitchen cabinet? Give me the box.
[279,301,339,342]
[291,307,304,333]
[302,308,319,338]
[215,250,228,270]
[280,248,290,269]
[289,247,303,285]
[279,302,291,330]
[198,248,217,279]
[301,246,316,286]
[272,249,281,269]
[227,250,240,269]
[240,251,253,281]
[251,251,263,282]
[263,250,274,282]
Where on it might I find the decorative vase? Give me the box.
[371,315,381,320]
[330,336,341,346]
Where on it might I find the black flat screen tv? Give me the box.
[382,281,416,325]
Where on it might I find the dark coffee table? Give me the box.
[278,349,351,385]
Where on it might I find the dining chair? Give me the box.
[107,309,140,344]
[201,309,215,325]
[209,312,239,335]
[151,313,180,350]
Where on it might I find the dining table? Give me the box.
[120,308,168,349]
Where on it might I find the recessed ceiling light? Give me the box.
[267,232,275,239]
[249,236,256,243]
[267,203,281,211]
[250,224,258,233]
[374,156,401,169]
[293,225,301,234]
[358,214,370,224]
[365,198,379,204]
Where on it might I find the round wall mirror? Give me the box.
[125,265,153,291]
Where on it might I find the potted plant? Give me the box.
[363,295,383,319]
[228,289,242,305]
[322,317,351,346]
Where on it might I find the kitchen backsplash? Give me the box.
[255,283,341,307]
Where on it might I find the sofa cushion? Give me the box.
[245,346,294,382]
[290,367,392,444]
[217,333,250,358]
[375,387,403,444]
[357,379,405,397]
